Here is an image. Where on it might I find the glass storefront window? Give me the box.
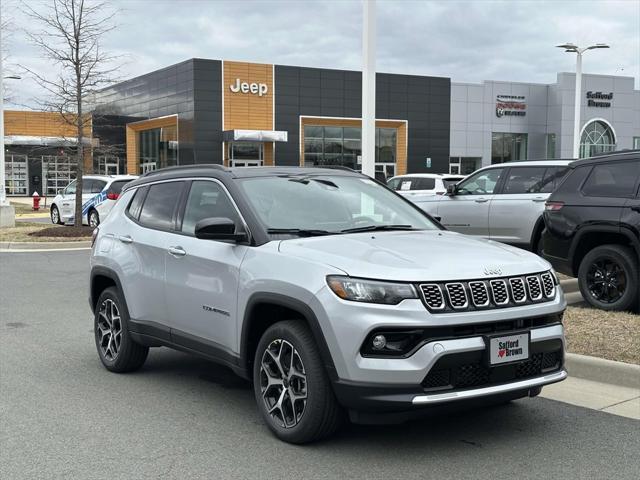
[491,132,528,164]
[303,125,397,169]
[546,133,556,159]
[139,125,178,173]
[634,137,640,149]
[579,120,616,158]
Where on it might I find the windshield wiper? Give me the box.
[340,224,417,233]
[267,228,338,237]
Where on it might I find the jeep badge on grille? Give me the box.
[484,266,502,276]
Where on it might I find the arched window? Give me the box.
[579,120,616,158]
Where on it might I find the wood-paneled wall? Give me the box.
[4,110,90,138]
[223,61,274,131]
[125,116,178,175]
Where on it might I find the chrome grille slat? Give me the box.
[509,278,527,303]
[419,284,445,310]
[526,276,543,300]
[540,273,555,298]
[445,283,469,309]
[468,281,489,307]
[490,280,509,305]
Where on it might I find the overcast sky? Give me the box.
[3,0,639,109]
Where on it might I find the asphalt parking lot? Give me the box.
[1,250,639,479]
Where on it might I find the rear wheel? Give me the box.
[51,205,62,225]
[94,287,148,372]
[578,244,638,311]
[89,209,100,228]
[253,321,343,444]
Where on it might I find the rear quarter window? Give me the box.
[581,161,640,198]
[109,180,133,194]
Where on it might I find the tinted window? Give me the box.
[181,181,240,236]
[539,167,570,193]
[393,177,436,191]
[108,180,133,194]
[64,180,77,195]
[82,180,94,194]
[581,161,640,198]
[457,168,504,195]
[127,187,147,220]
[91,180,107,193]
[138,182,183,230]
[503,167,545,194]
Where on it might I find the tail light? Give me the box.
[106,192,119,200]
[91,227,99,248]
[545,201,564,211]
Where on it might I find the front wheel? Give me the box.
[51,205,62,225]
[89,209,100,228]
[578,244,639,311]
[253,321,343,444]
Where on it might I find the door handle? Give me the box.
[474,198,489,203]
[532,198,546,203]
[631,206,640,213]
[168,246,186,257]
[118,235,133,244]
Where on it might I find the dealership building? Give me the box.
[4,58,639,195]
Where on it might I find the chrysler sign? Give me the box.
[496,95,526,118]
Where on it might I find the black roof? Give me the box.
[124,164,362,190]
[570,149,640,167]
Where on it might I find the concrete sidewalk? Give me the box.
[541,377,639,420]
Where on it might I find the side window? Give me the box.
[181,181,240,236]
[126,187,147,220]
[413,178,436,190]
[64,181,77,195]
[502,167,545,194]
[82,180,94,194]
[539,167,570,193]
[387,178,402,190]
[108,180,133,195]
[457,168,504,195]
[138,182,184,230]
[581,161,640,198]
[92,180,107,193]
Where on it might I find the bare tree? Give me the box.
[22,0,118,226]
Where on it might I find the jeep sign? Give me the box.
[229,78,268,97]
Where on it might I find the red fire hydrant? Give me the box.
[32,191,41,211]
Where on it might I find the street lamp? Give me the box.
[0,74,23,209]
[556,43,610,158]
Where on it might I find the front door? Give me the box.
[436,167,505,238]
[165,180,248,352]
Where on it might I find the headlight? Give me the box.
[326,276,418,305]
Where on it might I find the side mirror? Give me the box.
[195,217,247,243]
[446,184,458,196]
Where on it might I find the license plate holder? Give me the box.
[487,332,530,366]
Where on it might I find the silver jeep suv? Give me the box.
[89,165,567,443]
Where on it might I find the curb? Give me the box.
[560,278,579,294]
[565,353,640,389]
[0,240,91,250]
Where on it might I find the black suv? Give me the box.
[543,150,640,311]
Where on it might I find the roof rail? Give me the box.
[302,165,357,172]
[140,163,229,178]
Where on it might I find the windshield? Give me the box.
[238,174,439,235]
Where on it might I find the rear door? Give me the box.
[436,167,505,238]
[620,159,640,251]
[489,166,551,246]
[165,179,248,353]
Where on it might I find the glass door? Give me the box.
[229,142,263,167]
[4,155,29,195]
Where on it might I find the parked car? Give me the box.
[387,173,465,198]
[50,175,137,227]
[413,161,572,253]
[543,150,640,311]
[90,165,566,443]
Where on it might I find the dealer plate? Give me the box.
[489,333,529,365]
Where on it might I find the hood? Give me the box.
[278,230,550,282]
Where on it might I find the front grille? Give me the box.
[445,283,468,309]
[422,346,563,391]
[418,271,556,313]
[420,284,445,310]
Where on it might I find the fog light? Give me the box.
[372,335,387,350]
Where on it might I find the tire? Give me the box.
[578,244,639,311]
[94,287,149,372]
[89,209,100,228]
[51,205,63,225]
[253,320,343,444]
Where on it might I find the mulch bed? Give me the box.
[29,226,94,238]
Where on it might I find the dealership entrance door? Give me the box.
[228,141,264,167]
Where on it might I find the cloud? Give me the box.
[4,0,639,109]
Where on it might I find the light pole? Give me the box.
[361,0,376,179]
[0,74,21,209]
[556,43,609,159]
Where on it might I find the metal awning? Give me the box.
[4,135,97,147]
[222,130,288,142]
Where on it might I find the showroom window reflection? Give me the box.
[491,133,528,164]
[303,126,396,168]
[139,126,178,173]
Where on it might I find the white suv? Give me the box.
[50,175,137,227]
[387,173,465,198]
